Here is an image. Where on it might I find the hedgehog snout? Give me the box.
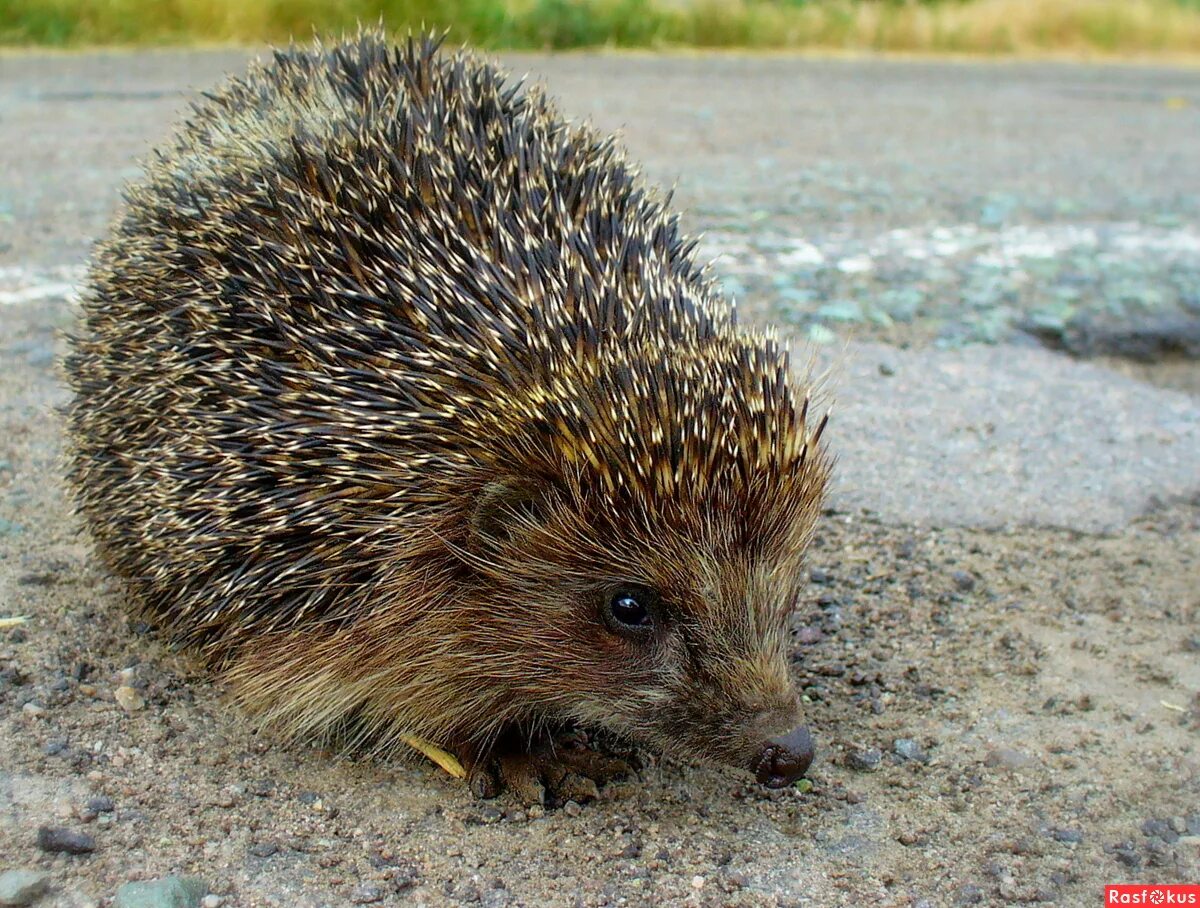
[751,725,816,788]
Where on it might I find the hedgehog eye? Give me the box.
[603,587,657,638]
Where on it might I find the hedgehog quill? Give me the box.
[64,31,831,805]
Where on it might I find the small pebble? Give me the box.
[0,869,50,907]
[1141,818,1179,843]
[950,570,976,592]
[846,748,883,772]
[21,703,45,718]
[248,842,278,858]
[480,889,510,908]
[527,804,545,819]
[36,826,95,855]
[349,884,385,904]
[893,738,930,763]
[562,800,583,817]
[114,686,145,712]
[1113,846,1141,870]
[86,796,114,814]
[957,884,985,905]
[202,897,223,908]
[113,876,207,908]
[794,626,823,645]
[984,748,1033,771]
[690,876,705,890]
[1051,827,1083,844]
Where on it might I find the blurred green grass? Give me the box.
[3,0,1200,55]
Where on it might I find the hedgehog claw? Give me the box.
[467,761,501,800]
[499,751,547,806]
[460,729,633,808]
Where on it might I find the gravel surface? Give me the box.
[0,47,1198,907]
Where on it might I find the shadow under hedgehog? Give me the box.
[63,29,831,806]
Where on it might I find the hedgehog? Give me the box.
[64,30,831,804]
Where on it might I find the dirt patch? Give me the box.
[2,370,1197,905]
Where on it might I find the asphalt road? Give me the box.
[2,48,1197,531]
[2,50,1199,268]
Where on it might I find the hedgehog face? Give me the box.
[468,476,819,786]
[577,552,813,786]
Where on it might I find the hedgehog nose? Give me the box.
[751,725,815,788]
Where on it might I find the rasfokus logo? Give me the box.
[1106,885,1200,905]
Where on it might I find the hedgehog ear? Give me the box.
[470,477,548,551]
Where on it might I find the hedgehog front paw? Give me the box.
[462,729,633,807]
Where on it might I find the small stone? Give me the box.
[114,686,145,712]
[86,796,115,814]
[794,626,823,645]
[951,570,976,592]
[349,884,384,904]
[846,748,883,772]
[0,869,50,906]
[201,897,223,908]
[114,876,207,908]
[809,569,832,585]
[36,826,95,854]
[248,842,278,858]
[956,884,985,905]
[1141,818,1179,843]
[480,889,510,908]
[690,876,705,890]
[562,800,583,817]
[477,806,503,824]
[1051,827,1084,844]
[21,703,45,718]
[878,362,896,377]
[893,739,929,763]
[984,748,1033,771]
[1114,846,1141,870]
[526,804,545,819]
